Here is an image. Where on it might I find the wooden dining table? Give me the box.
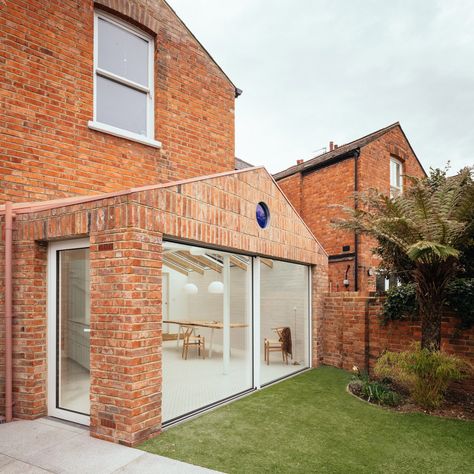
[163,319,248,358]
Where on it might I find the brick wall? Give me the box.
[277,125,426,293]
[1,0,235,203]
[357,126,426,291]
[321,293,474,391]
[0,167,327,445]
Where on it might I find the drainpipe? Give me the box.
[353,150,360,292]
[4,202,14,422]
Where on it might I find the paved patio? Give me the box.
[0,418,219,473]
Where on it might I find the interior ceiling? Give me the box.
[163,249,272,276]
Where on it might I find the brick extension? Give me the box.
[0,167,328,445]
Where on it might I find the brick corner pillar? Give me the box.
[89,212,163,446]
[12,240,48,419]
[311,254,329,367]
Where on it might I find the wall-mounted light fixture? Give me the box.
[344,264,350,288]
[367,268,375,277]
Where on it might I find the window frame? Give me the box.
[390,157,403,198]
[88,10,161,148]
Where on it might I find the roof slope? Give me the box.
[235,157,254,170]
[274,122,423,180]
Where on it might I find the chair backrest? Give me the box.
[275,326,292,355]
[181,325,195,341]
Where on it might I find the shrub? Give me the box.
[350,369,401,406]
[374,344,472,409]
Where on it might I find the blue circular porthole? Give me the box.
[256,202,270,229]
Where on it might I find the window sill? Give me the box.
[88,121,162,149]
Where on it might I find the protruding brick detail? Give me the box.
[12,241,48,419]
[311,263,329,366]
[322,293,474,391]
[1,0,235,203]
[89,222,162,446]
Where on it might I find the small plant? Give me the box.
[375,344,472,410]
[350,366,401,406]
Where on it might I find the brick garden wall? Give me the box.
[1,0,236,203]
[322,292,474,391]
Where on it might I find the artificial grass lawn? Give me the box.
[139,367,474,473]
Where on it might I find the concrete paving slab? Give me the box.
[0,420,80,459]
[0,458,52,473]
[25,432,143,474]
[0,454,14,469]
[0,419,223,474]
[35,417,89,435]
[113,452,220,473]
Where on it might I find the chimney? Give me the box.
[334,144,338,149]
[296,159,304,165]
[329,141,334,151]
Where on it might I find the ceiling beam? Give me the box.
[166,252,205,274]
[163,257,188,276]
[230,256,248,271]
[190,254,223,273]
[261,258,273,268]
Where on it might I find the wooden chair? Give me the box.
[181,325,206,360]
[264,327,292,365]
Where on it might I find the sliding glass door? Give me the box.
[161,241,253,422]
[259,259,310,385]
[48,239,90,425]
[162,240,311,423]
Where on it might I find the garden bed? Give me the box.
[348,378,474,421]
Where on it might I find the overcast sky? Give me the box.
[168,0,474,174]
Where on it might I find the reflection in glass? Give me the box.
[98,17,149,86]
[58,248,90,415]
[96,76,147,135]
[162,242,252,422]
[260,260,309,385]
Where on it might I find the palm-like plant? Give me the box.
[336,167,474,350]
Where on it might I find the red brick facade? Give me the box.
[0,167,327,445]
[1,0,236,203]
[321,293,474,391]
[276,124,426,293]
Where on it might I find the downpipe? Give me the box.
[4,202,14,422]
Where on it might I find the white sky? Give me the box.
[168,0,474,174]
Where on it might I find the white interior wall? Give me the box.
[163,266,189,332]
[260,261,309,364]
[187,265,249,350]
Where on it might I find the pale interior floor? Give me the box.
[60,357,90,415]
[162,340,305,422]
[57,345,305,423]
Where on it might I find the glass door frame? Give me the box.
[161,238,313,425]
[47,238,90,425]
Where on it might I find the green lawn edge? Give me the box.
[139,367,474,474]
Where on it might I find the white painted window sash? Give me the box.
[91,10,157,144]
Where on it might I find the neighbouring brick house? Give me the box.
[274,122,427,293]
[0,0,328,446]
